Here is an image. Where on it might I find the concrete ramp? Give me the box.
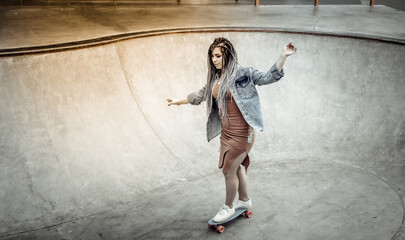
[0,32,404,239]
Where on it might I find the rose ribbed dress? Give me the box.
[212,81,255,174]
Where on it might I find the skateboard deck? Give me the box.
[208,207,253,233]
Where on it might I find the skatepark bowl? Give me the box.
[0,30,404,239]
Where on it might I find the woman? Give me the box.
[167,37,296,222]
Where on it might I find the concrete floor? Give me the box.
[0,2,404,240]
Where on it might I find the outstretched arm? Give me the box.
[252,42,297,86]
[276,55,287,73]
[167,84,206,106]
[167,98,189,106]
[276,42,297,72]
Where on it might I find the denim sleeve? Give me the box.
[187,84,206,105]
[251,63,284,86]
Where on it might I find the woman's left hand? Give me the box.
[282,42,297,57]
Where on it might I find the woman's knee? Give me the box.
[223,152,247,177]
[225,164,242,179]
[223,170,232,178]
[224,169,237,180]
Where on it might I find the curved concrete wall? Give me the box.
[0,32,404,234]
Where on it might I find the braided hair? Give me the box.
[204,37,240,123]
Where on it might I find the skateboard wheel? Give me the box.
[208,224,214,229]
[245,210,252,218]
[216,225,225,233]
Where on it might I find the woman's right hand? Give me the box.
[167,98,184,106]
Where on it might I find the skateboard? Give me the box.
[208,207,253,233]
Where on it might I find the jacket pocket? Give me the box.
[235,78,257,99]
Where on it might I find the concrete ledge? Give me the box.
[0,5,404,55]
[1,26,405,57]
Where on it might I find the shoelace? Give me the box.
[218,205,232,214]
[219,206,227,211]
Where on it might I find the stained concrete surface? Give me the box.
[2,160,403,239]
[0,31,404,239]
[0,2,405,240]
[1,5,405,55]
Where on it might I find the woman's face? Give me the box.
[211,47,223,70]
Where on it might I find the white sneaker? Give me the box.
[234,198,252,209]
[213,205,235,222]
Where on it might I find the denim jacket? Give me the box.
[187,63,284,142]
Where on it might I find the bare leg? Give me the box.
[237,165,249,201]
[224,152,247,208]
